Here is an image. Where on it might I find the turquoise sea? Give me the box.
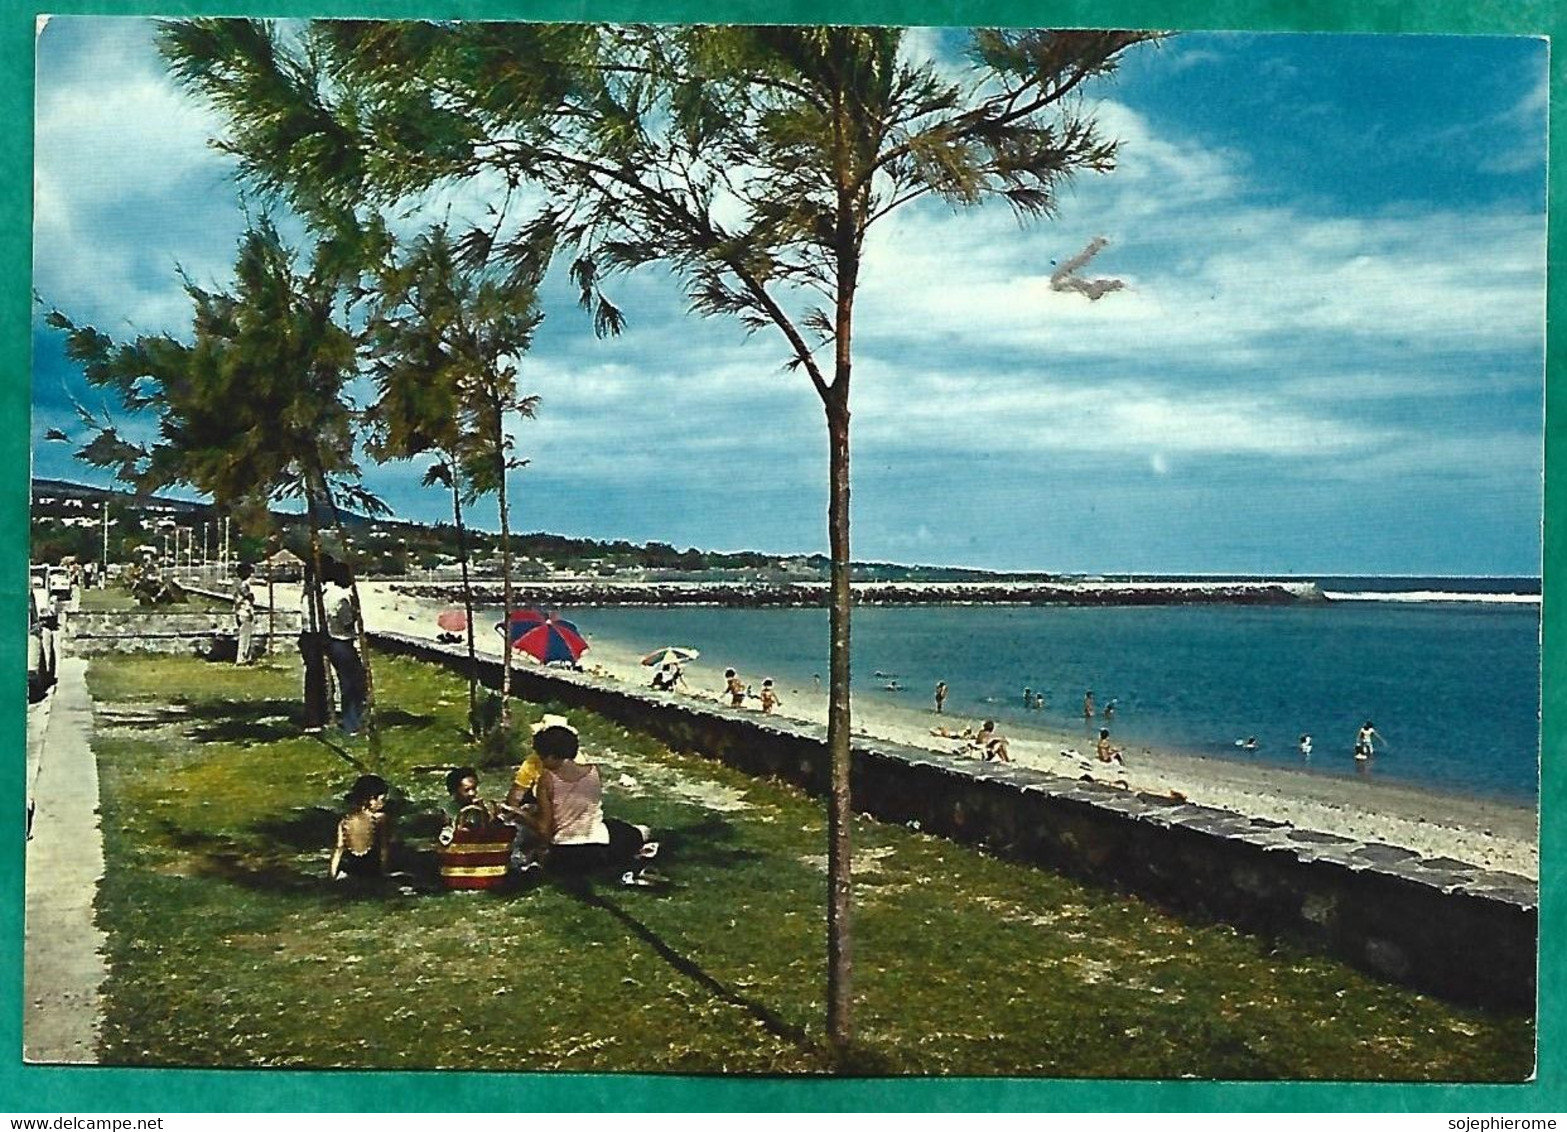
[530,577,1542,804]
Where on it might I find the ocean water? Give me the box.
[532,580,1541,804]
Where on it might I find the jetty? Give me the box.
[391,578,1326,608]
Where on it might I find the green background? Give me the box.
[2,0,1558,1113]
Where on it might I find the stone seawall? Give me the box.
[69,608,302,659]
[371,629,1534,1012]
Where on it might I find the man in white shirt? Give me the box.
[232,563,256,666]
[322,560,366,736]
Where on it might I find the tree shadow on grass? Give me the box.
[377,707,435,730]
[252,805,341,851]
[156,809,453,899]
[182,698,311,746]
[566,881,824,1064]
[647,813,767,872]
[155,819,325,895]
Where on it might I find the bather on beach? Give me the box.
[1096,728,1125,765]
[971,720,1010,762]
[724,668,746,708]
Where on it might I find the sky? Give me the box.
[30,19,1549,576]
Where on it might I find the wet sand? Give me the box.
[341,582,1540,881]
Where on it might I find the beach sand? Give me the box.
[313,581,1539,881]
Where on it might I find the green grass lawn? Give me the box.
[83,651,1534,1078]
[75,585,226,613]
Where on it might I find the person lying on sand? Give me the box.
[930,725,976,740]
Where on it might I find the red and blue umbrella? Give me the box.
[498,610,588,664]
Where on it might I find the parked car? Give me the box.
[28,586,57,702]
[47,567,73,602]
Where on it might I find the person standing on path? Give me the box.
[934,681,948,714]
[323,560,366,737]
[298,559,330,732]
[232,563,256,666]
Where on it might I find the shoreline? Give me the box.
[329,583,1540,881]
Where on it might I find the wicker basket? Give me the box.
[437,805,517,890]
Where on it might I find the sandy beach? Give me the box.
[291,581,1539,881]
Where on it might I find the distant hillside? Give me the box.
[30,477,1032,582]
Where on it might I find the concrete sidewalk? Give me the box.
[23,656,107,1063]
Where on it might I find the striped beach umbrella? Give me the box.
[510,617,589,664]
[641,646,700,668]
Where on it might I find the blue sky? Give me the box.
[31,19,1548,576]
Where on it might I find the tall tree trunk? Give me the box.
[492,397,515,731]
[449,465,479,736]
[824,396,854,1061]
[265,532,277,656]
[825,149,861,1061]
[303,486,336,724]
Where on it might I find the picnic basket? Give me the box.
[437,805,516,891]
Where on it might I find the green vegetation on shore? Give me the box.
[86,650,1533,1077]
[33,477,1034,583]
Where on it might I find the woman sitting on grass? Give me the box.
[533,718,659,887]
[329,774,392,880]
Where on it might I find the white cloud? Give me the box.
[29,20,1547,572]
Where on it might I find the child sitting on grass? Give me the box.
[493,716,563,872]
[329,774,392,880]
[438,765,503,845]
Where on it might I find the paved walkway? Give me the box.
[23,655,107,1064]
